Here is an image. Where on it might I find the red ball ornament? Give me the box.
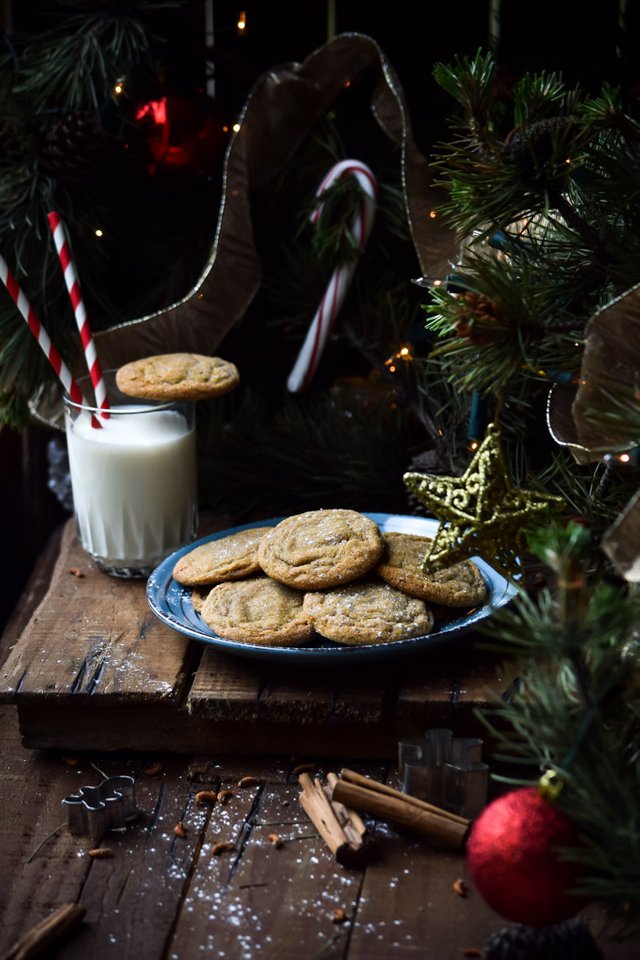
[135,94,225,176]
[466,786,585,927]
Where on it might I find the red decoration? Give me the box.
[466,787,586,926]
[135,94,225,175]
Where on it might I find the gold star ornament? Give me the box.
[403,423,565,579]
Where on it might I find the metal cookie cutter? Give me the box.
[398,727,488,819]
[63,775,138,841]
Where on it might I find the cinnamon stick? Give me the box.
[331,777,470,850]
[1,902,86,960]
[298,772,372,867]
[339,767,470,827]
[323,772,368,848]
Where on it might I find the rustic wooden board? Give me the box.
[0,695,638,960]
[0,519,507,756]
[1,531,639,958]
[0,522,198,704]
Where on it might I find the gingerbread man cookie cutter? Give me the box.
[62,775,138,841]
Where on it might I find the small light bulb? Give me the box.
[429,210,438,219]
[237,10,246,31]
[95,228,103,238]
[232,122,241,133]
[468,440,479,451]
[618,453,631,463]
[113,78,125,96]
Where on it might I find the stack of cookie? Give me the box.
[172,508,488,649]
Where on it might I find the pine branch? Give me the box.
[474,522,640,930]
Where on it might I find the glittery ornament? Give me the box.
[466,787,585,927]
[403,422,565,578]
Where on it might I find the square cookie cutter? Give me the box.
[62,775,138,841]
[398,727,488,819]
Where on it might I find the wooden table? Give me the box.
[0,521,636,959]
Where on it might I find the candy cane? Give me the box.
[287,160,377,393]
[47,211,109,418]
[0,253,100,426]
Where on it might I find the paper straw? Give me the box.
[0,253,100,427]
[47,211,109,417]
[287,160,377,393]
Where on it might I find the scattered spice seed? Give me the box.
[174,822,188,838]
[453,878,467,898]
[237,776,259,787]
[267,833,283,848]
[218,789,234,804]
[68,567,84,577]
[195,790,218,805]
[292,762,318,776]
[211,842,235,856]
[331,908,347,924]
[143,762,163,778]
[88,847,114,858]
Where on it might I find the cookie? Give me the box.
[200,577,314,647]
[191,587,209,612]
[173,527,271,586]
[257,509,384,590]
[376,532,487,607]
[115,353,239,401]
[303,581,433,646]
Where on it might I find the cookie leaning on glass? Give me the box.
[115,352,240,401]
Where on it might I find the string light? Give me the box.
[384,343,415,373]
[429,210,438,219]
[94,229,103,238]
[237,10,247,33]
[468,439,480,451]
[232,122,241,133]
[113,77,125,96]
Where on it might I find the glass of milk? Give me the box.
[63,370,198,578]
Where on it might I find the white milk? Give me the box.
[65,405,197,576]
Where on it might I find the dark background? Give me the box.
[1,0,639,630]
[6,1,639,159]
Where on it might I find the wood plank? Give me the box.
[0,706,114,954]
[187,646,263,720]
[166,776,366,959]
[0,521,197,705]
[392,637,507,739]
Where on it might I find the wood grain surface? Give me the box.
[0,525,637,959]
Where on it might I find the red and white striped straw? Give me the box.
[287,160,378,393]
[0,253,101,426]
[47,211,109,418]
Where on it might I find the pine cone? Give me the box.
[483,919,604,960]
[0,120,29,168]
[40,111,108,184]
[502,116,575,178]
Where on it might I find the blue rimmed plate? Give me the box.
[146,513,518,664]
